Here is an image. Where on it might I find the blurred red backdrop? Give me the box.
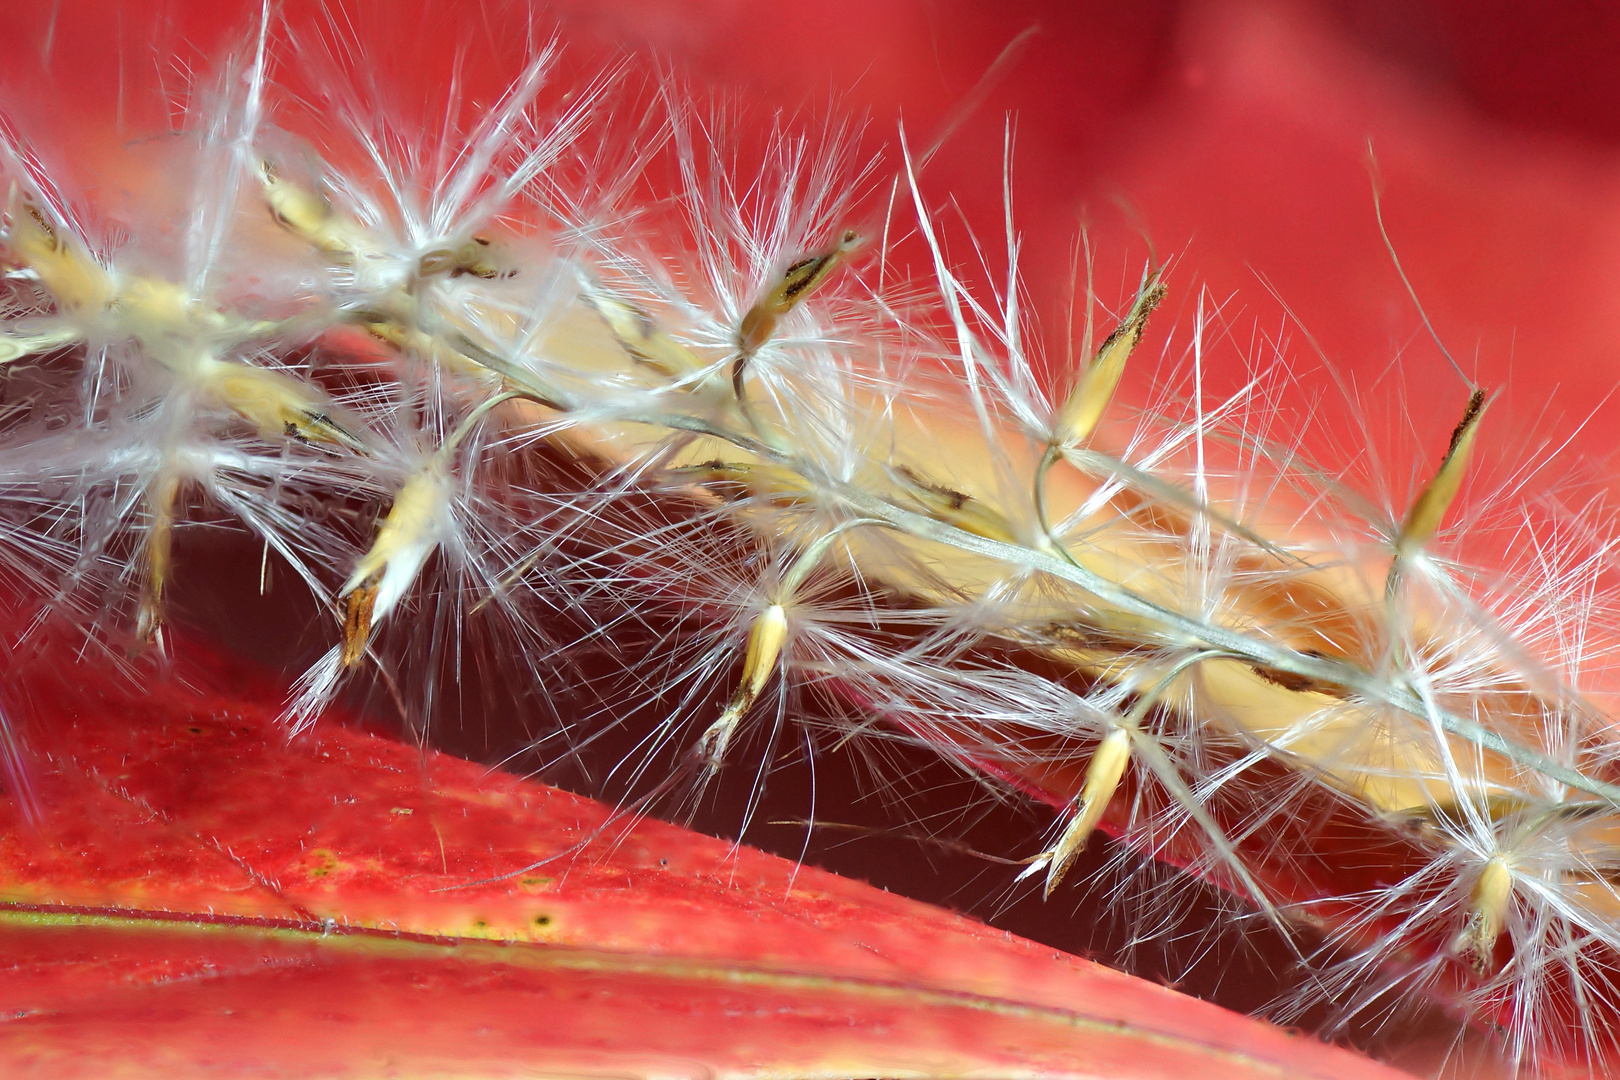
[1,3,1618,1073]
[4,0,1619,474]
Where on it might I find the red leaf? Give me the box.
[0,629,1408,1079]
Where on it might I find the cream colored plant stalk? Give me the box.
[0,10,1616,1078]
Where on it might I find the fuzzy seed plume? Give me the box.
[0,9,1617,1079]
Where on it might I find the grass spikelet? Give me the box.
[5,7,1620,1078]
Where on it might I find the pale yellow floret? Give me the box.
[0,325,82,366]
[892,464,1024,546]
[5,194,291,375]
[583,287,705,378]
[1453,854,1513,973]
[339,465,452,666]
[1398,388,1487,555]
[135,471,183,646]
[737,229,860,356]
[193,356,368,451]
[260,159,372,261]
[5,197,115,315]
[1054,271,1165,447]
[1042,727,1132,897]
[698,602,789,768]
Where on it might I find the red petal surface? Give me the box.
[0,625,1408,1079]
[1,3,1613,1076]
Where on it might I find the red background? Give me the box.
[2,2,1618,1067]
[5,0,1620,478]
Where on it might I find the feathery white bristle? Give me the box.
[2,10,1619,1078]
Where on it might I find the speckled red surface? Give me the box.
[0,616,1410,1079]
[1,2,1615,1075]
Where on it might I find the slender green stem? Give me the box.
[457,329,1620,809]
[780,517,893,596]
[835,487,1620,808]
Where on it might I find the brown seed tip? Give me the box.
[341,584,379,668]
[1398,387,1488,555]
[1055,269,1165,447]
